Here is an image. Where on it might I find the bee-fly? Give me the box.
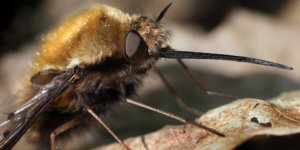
[0,2,292,150]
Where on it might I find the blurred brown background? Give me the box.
[0,0,300,149]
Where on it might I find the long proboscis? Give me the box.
[159,50,293,70]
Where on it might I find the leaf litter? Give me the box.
[95,90,300,150]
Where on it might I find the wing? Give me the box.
[0,68,81,150]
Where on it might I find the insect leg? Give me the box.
[87,106,130,150]
[177,59,238,100]
[124,98,224,137]
[154,67,204,115]
[50,118,84,150]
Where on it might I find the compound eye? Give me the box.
[124,30,148,63]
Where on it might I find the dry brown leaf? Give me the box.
[94,91,300,150]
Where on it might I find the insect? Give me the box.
[0,2,292,150]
